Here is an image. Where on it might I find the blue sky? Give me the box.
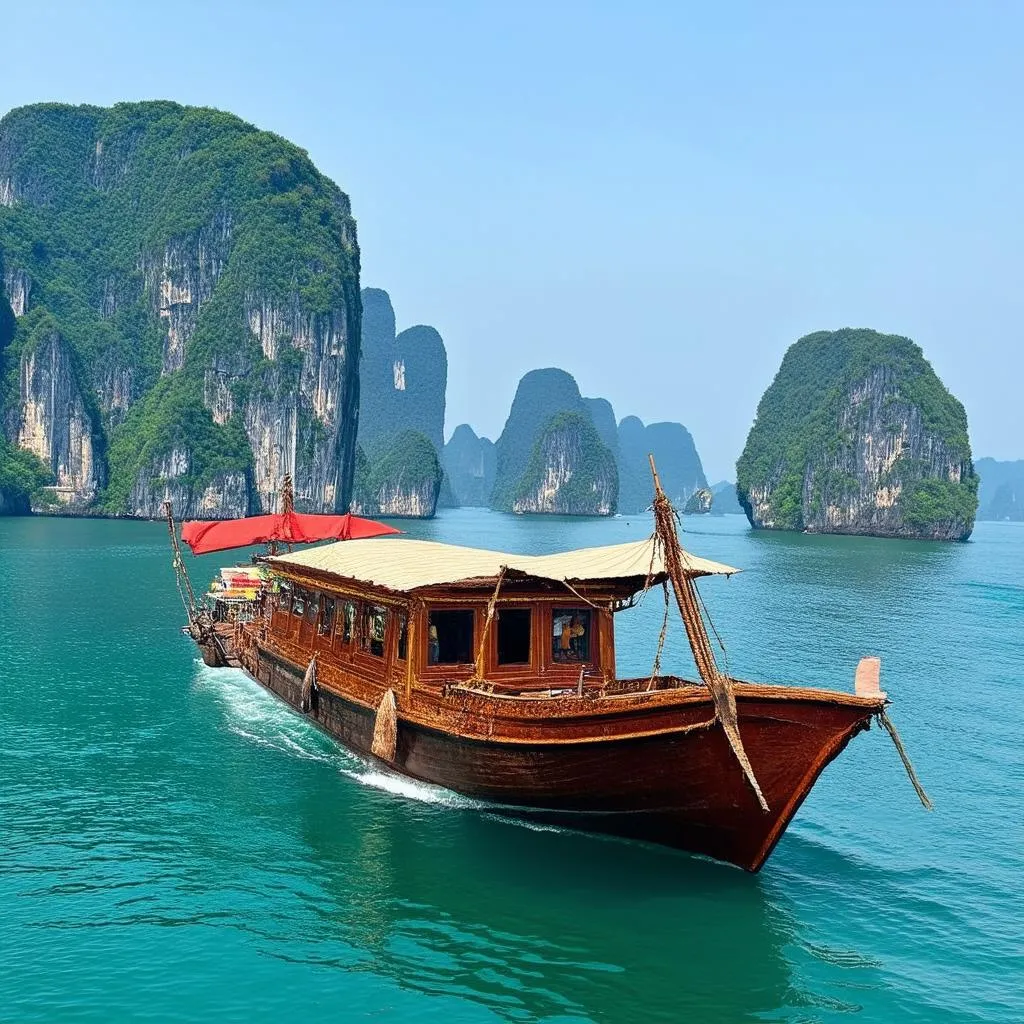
[3,1,1021,480]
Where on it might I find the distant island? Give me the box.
[974,458,1024,521]
[0,101,712,523]
[351,287,447,517]
[736,328,978,541]
[490,369,617,515]
[442,368,710,517]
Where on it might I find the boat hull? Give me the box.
[240,642,878,872]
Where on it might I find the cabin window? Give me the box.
[428,609,475,665]
[338,601,356,644]
[292,588,307,617]
[552,608,592,663]
[497,608,532,666]
[362,604,387,657]
[304,593,320,624]
[319,596,335,635]
[397,612,408,660]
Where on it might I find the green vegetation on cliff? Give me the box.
[737,328,977,538]
[0,101,359,514]
[491,368,594,511]
[353,430,442,516]
[0,436,51,510]
[514,411,618,514]
[103,374,252,512]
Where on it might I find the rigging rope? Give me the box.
[646,581,671,690]
[648,456,768,812]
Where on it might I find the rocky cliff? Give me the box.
[682,488,713,515]
[14,313,105,507]
[354,287,446,517]
[736,328,977,540]
[512,412,618,515]
[351,430,442,518]
[617,415,707,513]
[491,368,618,515]
[0,101,360,518]
[442,423,495,507]
[975,458,1024,521]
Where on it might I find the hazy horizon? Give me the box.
[3,1,1021,481]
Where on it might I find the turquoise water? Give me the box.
[1,510,1021,1023]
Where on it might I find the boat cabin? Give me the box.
[256,537,737,698]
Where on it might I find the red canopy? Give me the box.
[181,510,401,556]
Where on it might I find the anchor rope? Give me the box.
[878,710,934,810]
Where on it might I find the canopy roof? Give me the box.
[182,511,400,556]
[269,536,738,595]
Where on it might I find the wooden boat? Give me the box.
[168,471,928,872]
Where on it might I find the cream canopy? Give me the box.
[270,536,738,594]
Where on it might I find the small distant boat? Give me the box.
[166,466,929,872]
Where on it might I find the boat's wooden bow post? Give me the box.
[855,656,886,699]
[648,456,770,813]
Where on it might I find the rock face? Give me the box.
[0,102,360,518]
[617,415,707,513]
[357,288,446,452]
[126,446,250,520]
[351,431,442,518]
[683,488,713,515]
[736,328,978,540]
[491,368,618,515]
[975,458,1024,521]
[442,423,495,507]
[3,265,30,317]
[16,316,104,507]
[513,412,618,515]
[354,287,447,517]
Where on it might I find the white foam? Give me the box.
[192,662,579,839]
[341,766,488,809]
[192,661,488,810]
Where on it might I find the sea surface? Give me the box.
[1,509,1021,1023]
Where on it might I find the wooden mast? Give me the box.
[268,474,295,555]
[648,455,769,812]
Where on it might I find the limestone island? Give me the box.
[736,328,978,541]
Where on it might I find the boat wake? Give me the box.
[191,662,628,847]
[192,661,491,813]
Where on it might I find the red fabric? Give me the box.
[181,511,400,555]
